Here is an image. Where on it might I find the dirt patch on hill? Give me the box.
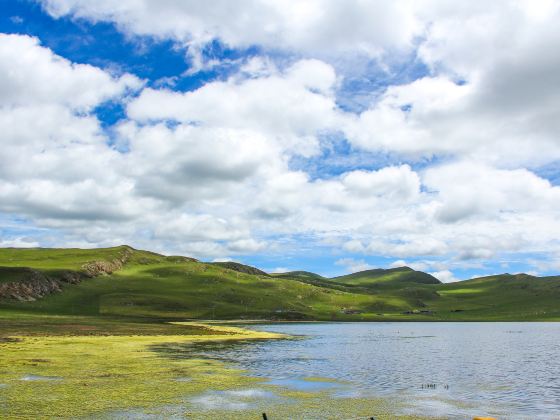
[0,248,133,301]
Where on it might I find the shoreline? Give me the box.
[181,318,560,323]
[0,322,289,418]
[0,319,488,419]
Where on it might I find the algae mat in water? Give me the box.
[0,322,433,419]
[0,324,280,418]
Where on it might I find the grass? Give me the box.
[428,274,560,321]
[0,321,284,418]
[2,245,560,322]
[0,245,149,271]
[333,266,441,286]
[0,247,409,320]
[0,267,34,284]
[1,246,548,418]
[0,316,433,419]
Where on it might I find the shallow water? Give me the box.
[190,388,278,410]
[20,374,63,381]
[185,322,560,419]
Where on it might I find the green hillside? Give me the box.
[272,271,326,280]
[430,273,560,320]
[210,261,269,276]
[1,246,560,322]
[0,245,158,270]
[333,267,441,287]
[0,246,407,320]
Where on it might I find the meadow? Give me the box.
[1,245,559,418]
[2,245,559,322]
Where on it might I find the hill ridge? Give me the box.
[2,246,560,321]
[333,266,441,286]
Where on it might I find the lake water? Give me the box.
[188,322,560,419]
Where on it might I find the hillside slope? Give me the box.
[210,261,269,276]
[333,267,441,286]
[0,246,410,320]
[272,271,325,280]
[431,273,560,320]
[1,246,560,321]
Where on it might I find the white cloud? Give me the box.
[0,33,140,110]
[40,0,420,62]
[0,34,146,224]
[423,161,560,223]
[341,165,420,202]
[211,257,234,263]
[429,270,459,283]
[335,258,374,273]
[344,2,560,166]
[2,3,560,273]
[361,237,449,258]
[152,214,249,243]
[389,259,430,272]
[127,59,341,157]
[120,123,280,204]
[0,237,40,248]
[227,239,267,254]
[267,267,290,274]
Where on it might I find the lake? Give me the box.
[185,322,560,419]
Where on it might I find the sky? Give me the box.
[1,0,560,280]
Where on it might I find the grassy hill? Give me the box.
[1,246,560,322]
[209,261,269,276]
[272,271,326,280]
[333,267,441,287]
[0,246,407,320]
[430,273,560,320]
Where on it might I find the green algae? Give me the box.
[0,323,436,419]
[0,324,281,419]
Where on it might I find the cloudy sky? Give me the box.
[1,0,560,280]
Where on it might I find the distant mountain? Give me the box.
[210,261,269,276]
[333,267,441,286]
[271,271,324,280]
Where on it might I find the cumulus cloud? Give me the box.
[341,165,420,202]
[37,1,560,166]
[40,0,420,61]
[37,0,560,163]
[335,258,374,273]
[429,270,460,283]
[2,2,560,275]
[0,33,140,110]
[0,34,145,225]
[0,34,347,258]
[267,267,290,274]
[345,2,560,165]
[120,123,280,205]
[127,59,341,157]
[424,161,560,223]
[0,237,40,248]
[389,260,430,272]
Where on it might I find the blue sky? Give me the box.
[1,0,560,280]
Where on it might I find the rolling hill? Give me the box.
[1,246,560,322]
[272,271,326,280]
[333,266,441,286]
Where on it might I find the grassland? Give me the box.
[0,315,437,419]
[1,245,554,418]
[332,266,441,286]
[0,322,281,417]
[1,245,560,321]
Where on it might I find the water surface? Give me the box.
[188,322,560,419]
